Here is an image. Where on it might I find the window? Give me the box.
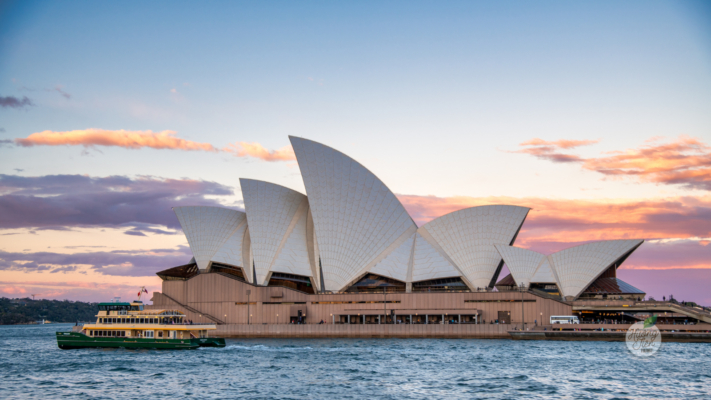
[139,318,144,324]
[145,331,154,338]
[158,331,163,338]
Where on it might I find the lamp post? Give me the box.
[246,290,251,325]
[520,282,526,330]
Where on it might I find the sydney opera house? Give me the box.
[150,136,690,337]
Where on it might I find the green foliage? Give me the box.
[0,297,98,325]
[643,315,657,329]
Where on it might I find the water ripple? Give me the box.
[0,324,709,399]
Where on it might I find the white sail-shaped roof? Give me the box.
[530,257,557,283]
[419,205,529,289]
[548,239,644,300]
[494,245,546,287]
[411,232,462,282]
[269,200,313,279]
[211,218,249,269]
[173,206,246,271]
[290,136,418,292]
[369,233,415,282]
[240,179,310,285]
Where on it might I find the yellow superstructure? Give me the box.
[79,301,217,340]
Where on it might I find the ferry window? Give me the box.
[158,331,163,338]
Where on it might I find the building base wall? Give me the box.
[148,273,573,331]
[214,323,514,339]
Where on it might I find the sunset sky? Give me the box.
[1,1,710,304]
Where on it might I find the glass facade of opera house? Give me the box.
[149,137,709,331]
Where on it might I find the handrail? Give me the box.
[160,293,225,325]
[528,288,569,305]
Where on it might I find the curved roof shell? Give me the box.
[211,218,249,271]
[173,206,246,271]
[548,239,644,299]
[240,179,311,285]
[494,245,547,287]
[530,257,557,284]
[410,231,462,282]
[289,136,417,291]
[420,205,530,289]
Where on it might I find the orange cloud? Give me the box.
[519,138,600,149]
[398,193,711,244]
[581,136,711,190]
[15,129,217,151]
[222,142,296,162]
[398,193,711,273]
[13,129,297,162]
[515,136,711,191]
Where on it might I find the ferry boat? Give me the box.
[56,299,225,350]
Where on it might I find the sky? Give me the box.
[1,0,710,304]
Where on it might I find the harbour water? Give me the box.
[1,324,709,399]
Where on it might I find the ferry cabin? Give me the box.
[81,301,214,340]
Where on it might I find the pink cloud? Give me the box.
[15,129,217,151]
[222,142,296,162]
[514,135,711,191]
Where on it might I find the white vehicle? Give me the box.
[550,315,580,324]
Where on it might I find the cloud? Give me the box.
[519,138,600,149]
[512,138,598,163]
[399,193,711,241]
[0,95,34,109]
[581,136,711,191]
[47,85,71,99]
[0,128,6,133]
[0,280,163,303]
[223,142,296,162]
[13,129,297,162]
[398,195,711,282]
[15,129,217,152]
[13,169,23,173]
[0,246,192,277]
[515,136,711,191]
[0,174,236,230]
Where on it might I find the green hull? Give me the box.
[56,332,206,350]
[193,337,226,347]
